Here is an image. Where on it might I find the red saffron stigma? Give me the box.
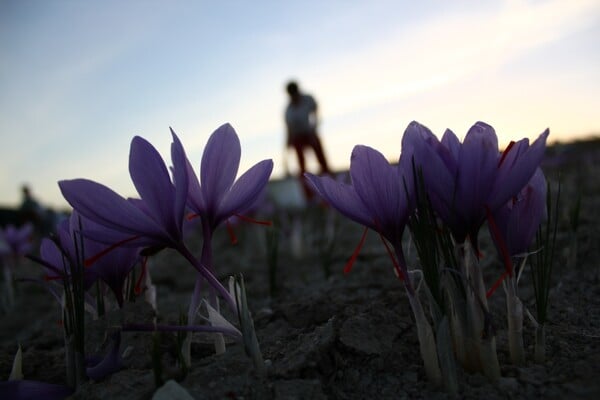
[84,235,141,267]
[498,141,516,167]
[134,257,148,295]
[485,206,513,277]
[344,227,368,274]
[226,220,238,245]
[234,213,272,226]
[187,212,200,221]
[378,233,405,281]
[487,271,508,298]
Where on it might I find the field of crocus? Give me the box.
[1,124,599,400]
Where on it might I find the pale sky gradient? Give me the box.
[1,0,599,209]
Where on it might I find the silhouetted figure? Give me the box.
[19,185,42,227]
[284,81,330,199]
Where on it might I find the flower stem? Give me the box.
[3,262,15,310]
[177,245,236,312]
[534,323,546,363]
[505,276,525,365]
[459,242,500,381]
[394,243,442,386]
[406,289,442,386]
[199,228,226,355]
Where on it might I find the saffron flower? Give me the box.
[179,123,272,357]
[58,130,189,251]
[491,168,547,259]
[36,212,99,291]
[487,169,547,366]
[0,223,34,258]
[306,145,443,386]
[73,213,140,307]
[306,145,414,276]
[405,121,549,244]
[1,223,34,309]
[184,123,273,234]
[58,130,236,311]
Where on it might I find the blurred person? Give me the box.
[284,80,330,199]
[19,185,42,227]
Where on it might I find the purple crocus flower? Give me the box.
[179,123,272,317]
[184,123,273,234]
[306,144,414,283]
[406,121,549,245]
[36,212,99,291]
[58,130,189,251]
[0,223,33,257]
[75,214,140,307]
[306,143,444,385]
[179,123,272,349]
[490,168,547,260]
[58,129,236,311]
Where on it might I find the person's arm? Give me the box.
[309,96,318,131]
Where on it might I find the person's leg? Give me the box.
[309,134,330,174]
[292,139,307,175]
[292,138,314,200]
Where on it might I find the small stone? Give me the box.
[498,377,520,392]
[256,307,274,320]
[152,379,194,400]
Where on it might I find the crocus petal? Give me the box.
[410,132,456,203]
[0,380,72,400]
[510,169,546,255]
[15,223,33,243]
[129,136,177,234]
[200,123,241,211]
[82,225,139,307]
[350,145,406,230]
[441,129,461,161]
[59,179,164,238]
[455,122,498,229]
[400,121,437,161]
[488,129,549,210]
[39,238,64,278]
[170,129,189,236]
[0,223,34,256]
[305,173,374,229]
[78,228,152,247]
[184,154,205,213]
[86,332,123,381]
[217,159,273,222]
[399,121,437,201]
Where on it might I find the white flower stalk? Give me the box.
[233,273,265,375]
[143,268,157,312]
[460,241,501,381]
[9,344,23,381]
[406,290,442,386]
[503,257,528,365]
